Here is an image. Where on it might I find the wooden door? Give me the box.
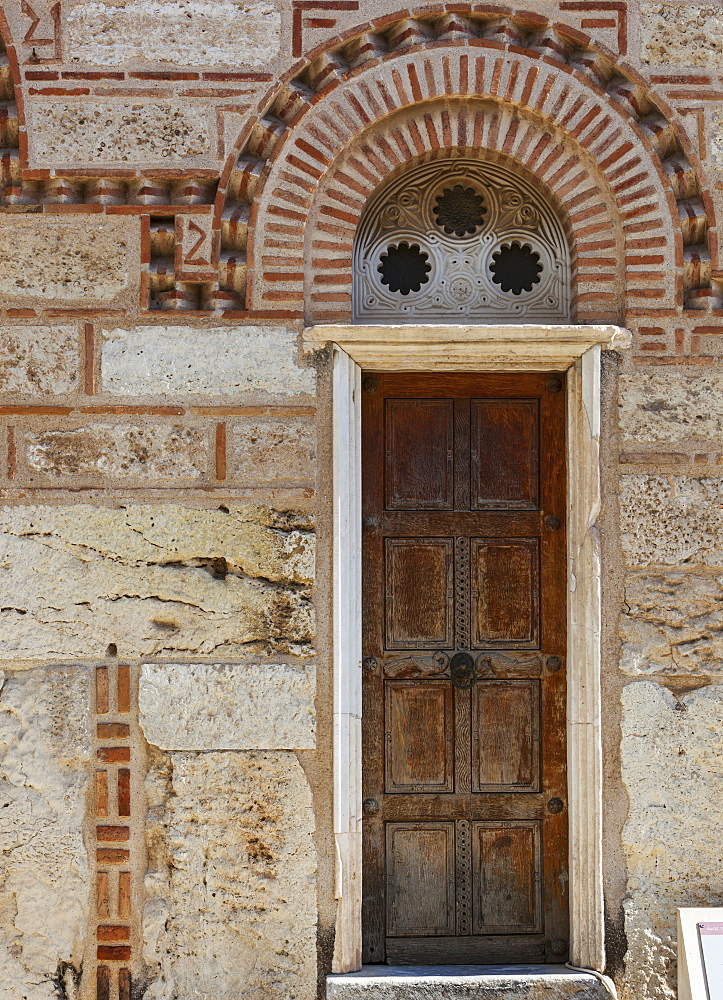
[361,372,568,965]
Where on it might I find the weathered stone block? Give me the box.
[621,570,723,674]
[31,103,210,164]
[640,3,723,68]
[19,423,209,482]
[0,667,91,998]
[0,326,79,396]
[620,476,723,567]
[67,0,281,67]
[619,374,723,442]
[711,110,723,167]
[101,326,315,397]
[0,504,315,660]
[229,417,316,484]
[144,750,317,1000]
[139,662,316,750]
[0,218,136,305]
[622,682,723,1000]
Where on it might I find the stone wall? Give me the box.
[0,2,721,1000]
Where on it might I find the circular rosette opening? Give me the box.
[378,241,432,294]
[433,184,487,237]
[490,241,543,295]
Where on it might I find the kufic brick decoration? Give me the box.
[215,5,720,318]
[94,662,136,1000]
[21,0,61,63]
[292,1,361,58]
[559,1,627,56]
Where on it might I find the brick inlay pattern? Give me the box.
[93,663,136,1000]
[214,5,719,317]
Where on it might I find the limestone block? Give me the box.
[229,417,316,484]
[620,476,723,567]
[619,374,723,442]
[711,111,723,167]
[31,103,210,164]
[0,504,315,660]
[621,570,723,674]
[144,750,317,1000]
[139,662,316,750]
[19,423,209,482]
[67,0,280,67]
[621,682,723,1000]
[0,326,79,396]
[640,3,723,68]
[0,667,91,999]
[327,971,608,1000]
[101,326,315,397]
[0,218,136,305]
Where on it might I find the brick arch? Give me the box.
[215,4,720,315]
[304,100,623,324]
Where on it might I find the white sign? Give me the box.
[699,923,723,1000]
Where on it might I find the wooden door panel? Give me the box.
[472,680,541,793]
[385,399,454,509]
[386,823,456,936]
[385,681,454,793]
[471,821,542,934]
[362,372,568,965]
[386,934,546,965]
[385,538,454,648]
[471,538,540,647]
[471,399,539,509]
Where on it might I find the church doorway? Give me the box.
[360,371,568,964]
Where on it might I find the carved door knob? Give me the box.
[363,798,380,815]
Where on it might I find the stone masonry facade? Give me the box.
[0,3,722,1000]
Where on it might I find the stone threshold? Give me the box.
[327,965,610,999]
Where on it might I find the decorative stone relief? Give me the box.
[354,160,570,324]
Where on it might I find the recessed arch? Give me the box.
[214,4,720,316]
[306,99,624,325]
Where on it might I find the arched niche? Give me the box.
[353,156,572,324]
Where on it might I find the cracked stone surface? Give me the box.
[0,504,315,660]
[620,476,723,567]
[0,219,134,303]
[621,682,723,1000]
[640,3,723,67]
[0,667,91,1000]
[31,103,211,164]
[0,327,79,397]
[101,326,315,397]
[139,662,316,750]
[67,0,281,67]
[619,374,723,442]
[621,570,723,674]
[143,750,317,1000]
[21,424,209,482]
